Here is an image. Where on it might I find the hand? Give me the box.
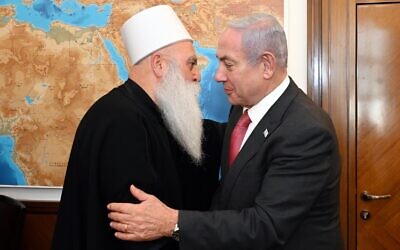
[107,185,178,241]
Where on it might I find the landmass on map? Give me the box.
[0,0,283,186]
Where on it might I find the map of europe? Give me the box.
[0,0,283,186]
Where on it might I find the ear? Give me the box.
[150,53,165,78]
[260,52,276,79]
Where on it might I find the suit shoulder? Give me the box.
[294,93,332,121]
[283,92,337,137]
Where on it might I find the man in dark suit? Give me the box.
[107,13,343,250]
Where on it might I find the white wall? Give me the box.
[285,0,308,93]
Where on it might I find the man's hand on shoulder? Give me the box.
[107,185,178,241]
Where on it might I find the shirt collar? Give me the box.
[245,75,290,125]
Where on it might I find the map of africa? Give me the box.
[0,0,283,187]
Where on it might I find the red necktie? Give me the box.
[229,110,251,166]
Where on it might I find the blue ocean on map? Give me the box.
[103,38,129,81]
[0,0,112,32]
[0,135,27,185]
[194,42,230,122]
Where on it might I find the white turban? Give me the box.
[121,5,193,65]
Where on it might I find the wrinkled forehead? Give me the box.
[216,28,243,57]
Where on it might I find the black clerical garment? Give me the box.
[52,79,222,250]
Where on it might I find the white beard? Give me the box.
[155,62,203,164]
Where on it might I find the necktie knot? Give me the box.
[229,110,251,166]
[236,111,251,128]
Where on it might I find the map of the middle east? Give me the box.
[0,0,283,187]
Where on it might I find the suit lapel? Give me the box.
[219,80,300,207]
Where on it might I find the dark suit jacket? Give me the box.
[179,79,343,250]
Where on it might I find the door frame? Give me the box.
[307,0,356,249]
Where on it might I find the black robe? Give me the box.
[52,79,223,250]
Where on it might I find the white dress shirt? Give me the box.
[240,75,290,149]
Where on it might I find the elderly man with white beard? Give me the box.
[51,5,223,250]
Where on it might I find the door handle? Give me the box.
[361,191,391,201]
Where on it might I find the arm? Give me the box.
[99,115,153,204]
[107,119,225,239]
[108,123,339,249]
[178,125,339,249]
[99,115,179,249]
[108,185,178,241]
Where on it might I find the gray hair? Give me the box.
[228,13,288,68]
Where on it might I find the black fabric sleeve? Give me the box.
[98,114,155,204]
